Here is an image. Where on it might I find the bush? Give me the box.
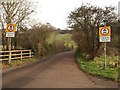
[16,23,54,58]
[16,24,74,58]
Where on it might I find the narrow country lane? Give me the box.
[2,52,118,88]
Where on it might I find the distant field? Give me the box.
[47,32,78,49]
[47,32,72,43]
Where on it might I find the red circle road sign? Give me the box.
[6,24,16,32]
[100,27,109,36]
[99,26,111,36]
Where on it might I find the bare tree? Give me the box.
[0,0,35,50]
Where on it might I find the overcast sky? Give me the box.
[32,0,120,29]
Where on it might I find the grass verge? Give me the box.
[76,54,118,81]
[2,58,38,69]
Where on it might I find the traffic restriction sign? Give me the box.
[6,24,16,32]
[99,26,111,42]
[6,24,16,37]
[99,26,111,36]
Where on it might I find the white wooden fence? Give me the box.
[0,50,33,62]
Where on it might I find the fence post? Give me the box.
[29,50,31,58]
[21,50,22,60]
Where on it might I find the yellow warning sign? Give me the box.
[6,24,16,32]
[99,26,111,36]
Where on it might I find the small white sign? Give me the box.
[99,36,110,42]
[6,32,15,37]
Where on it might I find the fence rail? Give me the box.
[0,50,33,61]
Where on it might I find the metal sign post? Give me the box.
[99,26,111,69]
[104,42,107,69]
[8,37,11,64]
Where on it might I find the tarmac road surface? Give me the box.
[2,52,118,88]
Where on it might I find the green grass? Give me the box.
[77,55,118,81]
